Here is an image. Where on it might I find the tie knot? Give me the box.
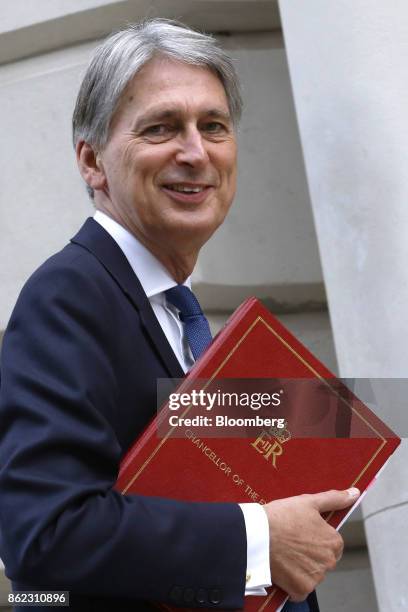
[165,285,203,321]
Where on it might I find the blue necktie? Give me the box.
[165,285,212,360]
[283,600,309,612]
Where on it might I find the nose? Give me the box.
[175,126,209,168]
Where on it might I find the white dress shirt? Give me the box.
[94,210,271,595]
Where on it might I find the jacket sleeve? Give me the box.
[0,254,247,609]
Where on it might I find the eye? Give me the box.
[202,122,226,133]
[145,124,167,134]
[142,124,176,141]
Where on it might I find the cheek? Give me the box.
[103,151,133,195]
[217,143,237,178]
[221,157,237,193]
[120,144,141,178]
[220,154,237,209]
[128,145,173,184]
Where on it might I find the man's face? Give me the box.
[97,56,237,255]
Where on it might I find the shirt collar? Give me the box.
[93,210,191,300]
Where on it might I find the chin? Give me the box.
[161,217,220,247]
[180,212,223,232]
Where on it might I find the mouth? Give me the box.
[160,183,214,204]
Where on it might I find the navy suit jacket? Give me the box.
[0,219,248,611]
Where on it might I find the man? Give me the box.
[0,19,359,611]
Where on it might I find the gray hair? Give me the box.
[72,19,242,196]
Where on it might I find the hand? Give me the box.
[263,487,360,602]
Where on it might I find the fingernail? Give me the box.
[347,487,360,499]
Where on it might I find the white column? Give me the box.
[279,1,408,610]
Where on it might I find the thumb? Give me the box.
[311,487,360,513]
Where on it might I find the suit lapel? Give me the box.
[70,218,185,379]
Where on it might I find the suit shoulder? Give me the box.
[29,241,103,284]
[24,242,108,296]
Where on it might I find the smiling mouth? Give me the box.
[160,183,214,204]
[162,183,209,193]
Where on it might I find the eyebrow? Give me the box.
[132,107,232,130]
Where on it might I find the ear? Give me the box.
[76,141,107,192]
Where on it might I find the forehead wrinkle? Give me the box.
[133,105,232,130]
[137,108,181,124]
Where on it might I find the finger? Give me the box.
[311,487,360,513]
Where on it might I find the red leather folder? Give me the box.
[116,297,401,611]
